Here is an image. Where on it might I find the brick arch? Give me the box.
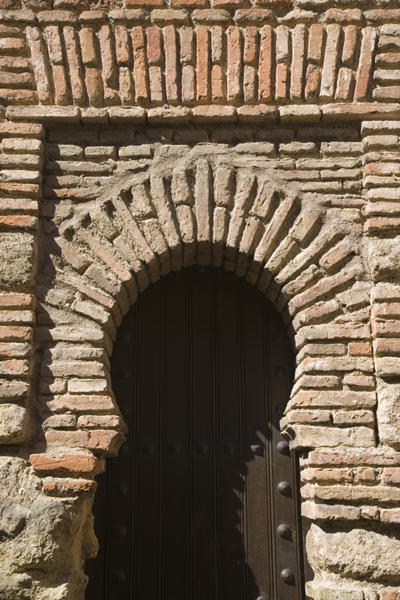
[33,153,373,476]
[29,148,378,599]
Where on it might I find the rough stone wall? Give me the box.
[1,1,400,599]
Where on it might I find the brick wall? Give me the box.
[1,1,400,599]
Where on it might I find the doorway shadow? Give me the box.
[85,267,294,600]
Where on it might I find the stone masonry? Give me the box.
[1,0,400,599]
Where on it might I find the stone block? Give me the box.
[307,524,400,582]
[377,380,400,448]
[0,233,34,290]
[365,237,400,282]
[0,404,29,443]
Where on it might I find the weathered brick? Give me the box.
[43,477,97,496]
[30,452,98,475]
[45,428,121,453]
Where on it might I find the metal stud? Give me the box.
[277,481,291,496]
[276,440,290,455]
[250,444,263,456]
[277,523,292,540]
[280,568,295,585]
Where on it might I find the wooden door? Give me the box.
[86,267,304,600]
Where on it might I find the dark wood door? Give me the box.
[86,267,304,600]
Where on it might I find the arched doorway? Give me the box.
[86,267,304,599]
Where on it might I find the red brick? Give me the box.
[0,36,25,53]
[0,70,32,87]
[146,26,162,65]
[45,428,121,453]
[365,9,400,23]
[307,23,324,65]
[51,64,69,105]
[0,89,36,105]
[305,64,321,100]
[163,25,179,103]
[375,338,400,356]
[274,61,287,101]
[77,229,131,283]
[374,86,400,101]
[42,359,106,378]
[258,24,273,102]
[192,105,236,121]
[0,358,28,376]
[0,122,43,138]
[30,452,99,475]
[364,162,400,176]
[226,26,241,102]
[382,592,400,600]
[147,64,162,102]
[244,26,257,64]
[342,24,359,67]
[79,27,97,66]
[0,215,37,229]
[325,8,363,25]
[354,27,377,101]
[98,24,117,102]
[172,0,206,5]
[367,217,400,233]
[335,67,354,102]
[0,326,31,341]
[211,0,241,7]
[196,26,210,102]
[381,468,400,485]
[45,394,115,413]
[319,240,354,272]
[349,342,372,357]
[63,25,85,106]
[85,67,104,106]
[78,10,106,22]
[211,25,223,63]
[320,24,341,101]
[132,26,149,102]
[43,477,97,496]
[376,53,400,67]
[290,24,306,101]
[115,24,131,65]
[211,63,224,102]
[179,26,194,64]
[0,294,33,308]
[125,0,162,5]
[276,23,289,62]
[78,414,121,429]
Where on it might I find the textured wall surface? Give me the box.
[1,0,400,599]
